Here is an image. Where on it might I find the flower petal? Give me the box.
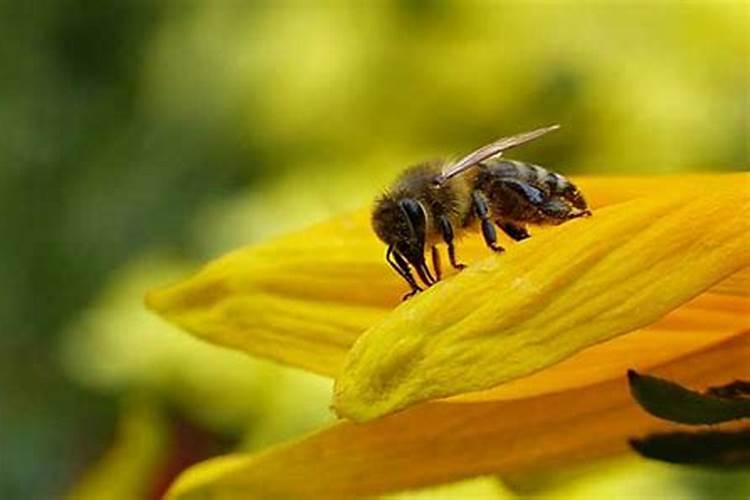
[454,292,749,403]
[709,266,750,296]
[334,180,749,420]
[166,332,750,500]
[145,209,389,377]
[146,175,747,378]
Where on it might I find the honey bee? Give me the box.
[372,125,591,299]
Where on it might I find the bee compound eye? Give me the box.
[399,199,426,229]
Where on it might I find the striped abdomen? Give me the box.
[481,159,578,199]
[472,158,589,225]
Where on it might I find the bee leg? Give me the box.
[387,245,422,299]
[431,246,442,281]
[539,198,589,221]
[471,191,504,253]
[498,221,530,241]
[438,216,466,269]
[499,179,547,206]
[415,260,436,288]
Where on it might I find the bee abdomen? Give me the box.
[543,170,574,196]
[515,161,588,211]
[490,159,570,195]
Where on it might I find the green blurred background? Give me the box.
[1,2,747,499]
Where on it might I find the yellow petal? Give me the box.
[454,293,750,403]
[145,208,391,377]
[571,174,747,210]
[709,266,750,296]
[146,175,747,378]
[334,180,749,420]
[166,332,750,500]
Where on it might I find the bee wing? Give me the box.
[437,124,560,184]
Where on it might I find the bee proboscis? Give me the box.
[371,125,591,299]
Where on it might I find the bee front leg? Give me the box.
[471,191,504,253]
[387,245,422,299]
[438,216,466,269]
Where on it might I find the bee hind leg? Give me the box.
[540,198,589,222]
[498,221,530,241]
[438,215,466,269]
[471,191,505,253]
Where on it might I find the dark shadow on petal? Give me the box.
[630,429,750,468]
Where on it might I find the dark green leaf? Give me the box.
[627,371,750,425]
[707,380,750,399]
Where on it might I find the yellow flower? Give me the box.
[146,174,749,499]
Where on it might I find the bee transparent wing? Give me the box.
[436,124,560,184]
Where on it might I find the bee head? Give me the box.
[372,195,427,268]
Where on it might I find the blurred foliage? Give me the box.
[0,1,747,498]
[67,398,169,500]
[61,254,333,439]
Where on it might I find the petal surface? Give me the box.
[452,293,749,402]
[335,180,749,420]
[167,333,750,500]
[146,175,748,379]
